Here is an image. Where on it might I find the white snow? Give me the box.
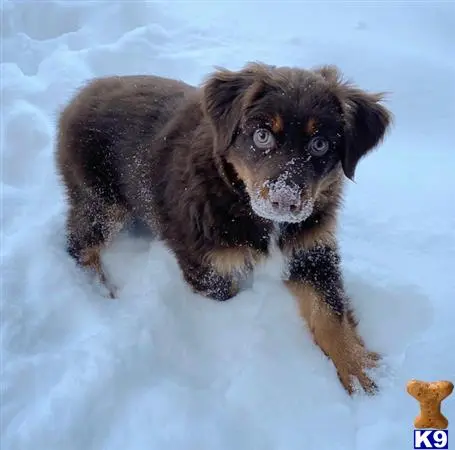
[1,1,455,449]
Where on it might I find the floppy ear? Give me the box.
[340,87,392,180]
[201,67,260,153]
[314,65,392,180]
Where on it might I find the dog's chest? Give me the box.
[252,223,289,279]
[219,214,270,252]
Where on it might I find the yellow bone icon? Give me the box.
[407,379,453,430]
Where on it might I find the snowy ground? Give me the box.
[1,1,454,449]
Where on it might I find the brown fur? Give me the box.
[285,281,380,394]
[305,117,317,135]
[55,62,392,394]
[204,247,264,277]
[271,114,284,133]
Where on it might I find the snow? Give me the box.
[1,1,454,449]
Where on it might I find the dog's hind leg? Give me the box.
[65,192,129,298]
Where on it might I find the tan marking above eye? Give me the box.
[305,118,317,135]
[271,114,284,133]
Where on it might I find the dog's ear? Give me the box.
[201,66,262,153]
[314,65,392,180]
[340,87,392,180]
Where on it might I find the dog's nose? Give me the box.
[269,189,301,214]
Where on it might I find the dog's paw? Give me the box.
[337,346,381,395]
[195,284,238,302]
[104,284,118,299]
[94,274,118,299]
[189,275,239,301]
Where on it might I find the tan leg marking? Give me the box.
[204,247,264,277]
[70,203,127,299]
[285,281,380,394]
[80,247,116,299]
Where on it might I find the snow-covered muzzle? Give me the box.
[249,174,314,223]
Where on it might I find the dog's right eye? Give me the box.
[308,136,330,156]
[253,128,275,149]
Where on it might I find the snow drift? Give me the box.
[1,1,454,449]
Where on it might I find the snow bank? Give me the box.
[2,1,454,449]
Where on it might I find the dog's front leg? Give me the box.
[177,256,239,301]
[284,244,380,395]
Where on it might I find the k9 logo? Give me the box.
[414,430,448,449]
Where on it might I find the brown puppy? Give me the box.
[56,62,392,395]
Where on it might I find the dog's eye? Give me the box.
[308,136,329,156]
[253,128,275,149]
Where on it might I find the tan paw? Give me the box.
[336,346,381,395]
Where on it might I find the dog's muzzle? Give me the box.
[250,177,314,223]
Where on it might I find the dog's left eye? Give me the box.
[253,128,275,149]
[308,136,329,156]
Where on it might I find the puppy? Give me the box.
[56,62,392,394]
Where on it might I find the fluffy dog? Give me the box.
[56,62,392,394]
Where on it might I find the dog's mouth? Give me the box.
[248,178,314,224]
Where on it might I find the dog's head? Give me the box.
[202,62,392,223]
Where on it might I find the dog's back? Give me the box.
[56,74,196,204]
